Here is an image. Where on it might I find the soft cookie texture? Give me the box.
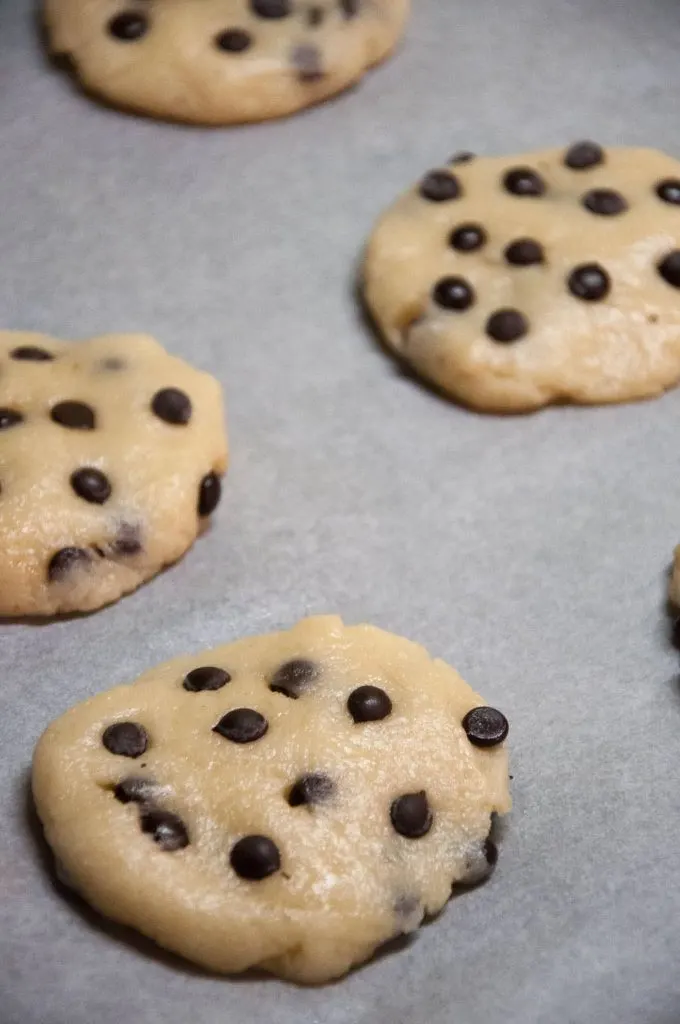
[44,0,410,125]
[32,616,511,983]
[669,547,680,608]
[0,331,227,617]
[364,143,680,412]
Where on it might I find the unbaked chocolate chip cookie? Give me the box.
[32,615,511,983]
[0,331,227,617]
[44,0,410,124]
[364,143,680,412]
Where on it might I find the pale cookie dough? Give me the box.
[0,331,227,617]
[44,0,410,124]
[32,615,511,983]
[669,547,680,607]
[364,143,680,413]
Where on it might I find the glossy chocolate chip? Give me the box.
[230,835,281,880]
[251,0,291,16]
[70,468,112,505]
[198,472,221,517]
[102,722,149,758]
[292,43,324,81]
[140,809,189,851]
[269,658,318,698]
[0,409,23,430]
[449,151,475,164]
[340,0,360,15]
[486,308,528,343]
[503,167,545,197]
[10,346,54,361]
[347,685,392,723]
[215,28,252,52]
[462,706,509,747]
[213,708,268,743]
[390,791,433,839]
[419,171,461,202]
[582,188,628,216]
[568,262,611,301]
[108,12,149,41]
[449,223,487,252]
[288,773,335,806]
[111,523,142,556]
[47,547,91,581]
[656,179,680,205]
[51,401,96,430]
[432,276,475,311]
[504,238,544,266]
[564,141,604,170]
[657,251,680,288]
[114,776,157,804]
[151,388,192,425]
[183,666,231,692]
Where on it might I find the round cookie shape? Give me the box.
[364,144,680,412]
[43,0,411,125]
[32,615,511,984]
[0,331,227,617]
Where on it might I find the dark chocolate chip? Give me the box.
[111,523,142,556]
[582,188,628,216]
[114,776,157,804]
[47,547,91,581]
[656,179,680,205]
[102,722,149,758]
[288,772,335,806]
[486,308,528,343]
[564,141,604,170]
[0,409,23,430]
[183,666,231,692]
[151,388,192,425]
[10,346,54,361]
[269,658,318,699]
[108,12,149,41]
[657,250,680,288]
[419,171,461,202]
[340,0,360,15]
[306,6,325,25]
[390,791,433,839]
[347,685,392,723]
[432,276,475,311]
[503,167,545,197]
[567,262,611,301]
[449,151,475,164]
[449,223,487,252]
[70,468,112,505]
[251,0,291,17]
[462,706,509,747]
[292,43,324,81]
[213,708,268,743]
[504,238,544,266]
[140,809,189,851]
[51,401,96,430]
[198,472,222,517]
[215,28,252,52]
[230,835,281,880]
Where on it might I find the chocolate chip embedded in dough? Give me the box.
[292,44,324,82]
[564,141,604,170]
[306,6,325,26]
[51,401,96,430]
[581,188,628,216]
[99,357,126,371]
[213,708,268,743]
[251,0,292,17]
[656,179,680,205]
[449,223,487,252]
[183,666,231,692]
[215,29,253,53]
[107,12,149,41]
[347,685,392,723]
[10,346,54,361]
[140,809,190,851]
[485,308,528,343]
[151,388,192,425]
[230,835,281,880]
[0,409,23,430]
[504,238,544,266]
[390,791,433,839]
[419,171,461,202]
[198,472,222,517]
[70,468,112,505]
[657,250,680,288]
[102,722,149,758]
[432,276,475,311]
[287,772,335,806]
[114,776,157,804]
[47,546,91,581]
[269,658,318,699]
[462,706,509,747]
[567,262,611,301]
[502,167,546,197]
[111,523,143,556]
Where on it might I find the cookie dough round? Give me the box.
[364,143,680,413]
[0,331,227,617]
[32,615,511,983]
[44,0,410,124]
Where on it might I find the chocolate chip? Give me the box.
[419,171,461,202]
[0,409,23,430]
[47,547,91,581]
[568,262,611,301]
[347,685,392,723]
[658,251,680,288]
[151,388,192,425]
[213,708,268,743]
[114,776,157,804]
[51,401,96,430]
[108,12,149,40]
[10,346,54,361]
[486,308,528,343]
[449,151,475,164]
[306,6,325,25]
[449,223,487,252]
[340,0,360,15]
[183,666,231,692]
[432,276,475,311]
[198,472,222,517]
[230,835,281,880]
[390,791,433,839]
[102,722,149,758]
[251,0,291,17]
[111,523,142,556]
[503,167,545,197]
[656,179,680,205]
[140,809,189,851]
[215,28,253,52]
[288,773,335,806]
[462,706,509,747]
[269,659,318,699]
[504,238,544,266]
[582,188,628,216]
[564,141,604,170]
[100,357,126,371]
[292,43,324,81]
[70,468,112,505]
